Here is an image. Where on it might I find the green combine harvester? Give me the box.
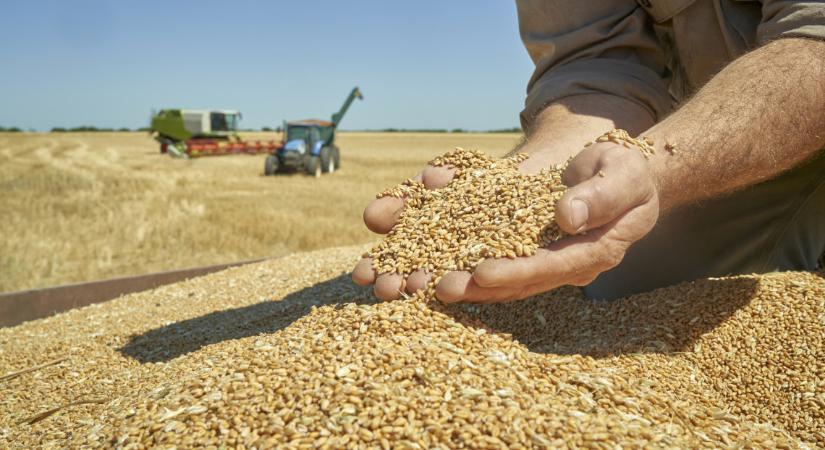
[264,87,363,177]
[150,109,277,158]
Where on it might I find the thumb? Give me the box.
[555,154,654,234]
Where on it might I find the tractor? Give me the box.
[264,87,363,177]
[150,109,277,157]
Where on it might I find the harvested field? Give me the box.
[1,245,822,448]
[0,132,521,292]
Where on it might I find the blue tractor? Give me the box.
[264,87,363,177]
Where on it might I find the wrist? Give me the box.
[643,129,682,213]
[647,152,671,213]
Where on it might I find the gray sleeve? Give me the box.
[517,0,672,131]
[758,1,825,44]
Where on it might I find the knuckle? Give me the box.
[599,146,625,165]
[589,181,608,202]
[600,240,628,269]
[571,272,599,286]
[510,288,529,302]
[435,285,458,302]
[421,166,438,182]
[422,165,454,189]
[562,165,588,186]
[472,264,499,287]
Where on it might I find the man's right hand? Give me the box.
[351,164,456,300]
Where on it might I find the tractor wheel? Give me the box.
[307,156,322,178]
[264,154,279,176]
[320,147,334,173]
[332,146,341,170]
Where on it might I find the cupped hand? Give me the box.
[437,142,659,302]
[351,164,456,299]
[352,142,660,303]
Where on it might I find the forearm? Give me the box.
[646,38,825,211]
[514,94,656,173]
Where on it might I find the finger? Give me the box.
[471,232,603,288]
[561,145,603,186]
[363,197,405,234]
[556,152,653,234]
[474,202,656,289]
[363,172,425,234]
[405,269,431,294]
[352,258,376,286]
[374,273,404,300]
[363,166,453,235]
[436,271,532,304]
[526,204,657,289]
[421,165,456,189]
[436,271,484,303]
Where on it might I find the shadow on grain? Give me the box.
[119,273,376,363]
[456,276,761,357]
[121,271,765,363]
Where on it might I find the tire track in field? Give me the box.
[0,135,54,163]
[95,145,183,194]
[31,138,116,195]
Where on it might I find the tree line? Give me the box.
[0,126,523,133]
[49,126,149,132]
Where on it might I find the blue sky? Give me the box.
[0,1,535,131]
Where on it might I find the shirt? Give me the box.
[517,0,825,130]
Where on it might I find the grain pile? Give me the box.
[0,248,825,449]
[2,247,822,448]
[1,143,822,448]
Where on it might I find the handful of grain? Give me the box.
[368,130,657,292]
[367,148,568,285]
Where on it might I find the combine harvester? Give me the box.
[264,87,363,177]
[150,109,279,158]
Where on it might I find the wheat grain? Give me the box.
[1,137,822,448]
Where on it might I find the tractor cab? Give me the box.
[273,119,337,175]
[283,123,323,155]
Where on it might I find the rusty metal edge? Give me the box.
[0,259,265,329]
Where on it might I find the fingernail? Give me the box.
[570,198,589,231]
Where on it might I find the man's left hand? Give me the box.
[435,142,660,303]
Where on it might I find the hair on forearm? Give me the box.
[648,37,825,209]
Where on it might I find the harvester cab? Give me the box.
[264,87,363,177]
[151,109,240,156]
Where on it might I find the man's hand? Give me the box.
[437,143,659,302]
[352,142,660,303]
